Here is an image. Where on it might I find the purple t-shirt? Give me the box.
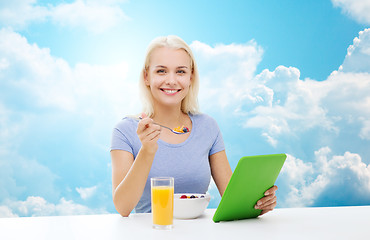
[111,113,225,213]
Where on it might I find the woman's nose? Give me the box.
[165,72,177,85]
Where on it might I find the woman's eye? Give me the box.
[177,70,186,74]
[156,69,166,74]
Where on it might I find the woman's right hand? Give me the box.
[137,113,161,154]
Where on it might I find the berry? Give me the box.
[190,195,196,198]
[200,195,205,198]
[183,127,189,133]
[180,195,187,199]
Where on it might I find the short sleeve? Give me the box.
[111,127,133,154]
[208,117,225,156]
[110,118,139,155]
[209,132,224,156]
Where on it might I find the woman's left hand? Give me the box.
[254,185,278,216]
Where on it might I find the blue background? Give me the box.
[0,0,369,217]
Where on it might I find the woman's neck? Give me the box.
[152,106,187,129]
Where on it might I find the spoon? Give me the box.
[133,117,190,135]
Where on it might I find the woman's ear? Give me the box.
[143,69,150,86]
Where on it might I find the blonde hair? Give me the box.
[139,35,200,117]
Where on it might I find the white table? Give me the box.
[1,206,369,240]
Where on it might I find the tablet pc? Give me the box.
[212,153,286,222]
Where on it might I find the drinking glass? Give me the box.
[151,177,174,230]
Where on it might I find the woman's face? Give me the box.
[145,47,192,109]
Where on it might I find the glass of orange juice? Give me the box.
[151,177,174,230]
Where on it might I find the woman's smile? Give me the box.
[160,88,181,95]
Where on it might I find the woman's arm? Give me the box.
[111,116,161,217]
[209,150,232,196]
[111,149,154,217]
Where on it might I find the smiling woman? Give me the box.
[1,0,369,219]
[144,47,193,110]
[139,36,200,118]
[110,35,279,217]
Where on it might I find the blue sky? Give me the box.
[0,0,370,217]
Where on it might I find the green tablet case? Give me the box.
[213,153,286,222]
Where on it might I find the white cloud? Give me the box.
[243,66,339,146]
[0,206,18,217]
[191,40,264,111]
[0,0,129,33]
[76,186,97,200]
[332,0,370,25]
[0,27,138,163]
[50,0,129,34]
[0,28,137,116]
[323,71,370,140]
[281,154,314,185]
[0,0,49,29]
[190,30,370,208]
[192,29,370,149]
[280,147,370,207]
[0,147,59,202]
[340,28,370,73]
[192,40,339,146]
[360,120,370,140]
[0,103,20,148]
[1,196,107,217]
[196,28,370,147]
[0,28,136,216]
[55,197,107,216]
